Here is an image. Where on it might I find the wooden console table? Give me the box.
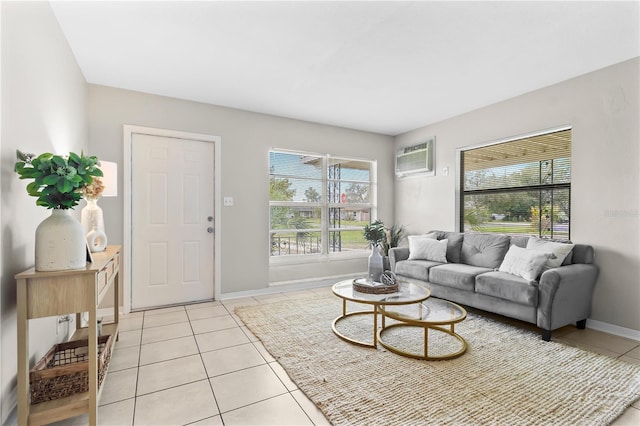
[16,245,121,426]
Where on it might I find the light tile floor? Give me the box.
[51,285,639,426]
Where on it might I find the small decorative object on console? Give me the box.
[81,161,117,253]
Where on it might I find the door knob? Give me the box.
[207,216,213,222]
[207,227,214,234]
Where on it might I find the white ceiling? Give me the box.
[50,1,640,136]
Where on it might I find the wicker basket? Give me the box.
[352,279,399,294]
[30,334,113,404]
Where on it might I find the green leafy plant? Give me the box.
[363,219,387,248]
[15,150,103,210]
[364,219,407,255]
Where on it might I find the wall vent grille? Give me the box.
[396,138,435,177]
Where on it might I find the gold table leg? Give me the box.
[373,305,378,346]
[332,302,381,348]
[378,323,467,360]
[424,326,429,358]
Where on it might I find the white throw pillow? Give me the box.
[526,237,575,269]
[498,245,551,281]
[408,236,448,263]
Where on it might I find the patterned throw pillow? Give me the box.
[526,237,575,270]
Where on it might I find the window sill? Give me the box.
[269,251,368,267]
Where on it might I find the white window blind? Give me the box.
[460,128,571,240]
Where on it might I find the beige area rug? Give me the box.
[235,295,640,426]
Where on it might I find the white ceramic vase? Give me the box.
[35,209,86,271]
[81,198,108,252]
[81,198,103,234]
[368,243,384,283]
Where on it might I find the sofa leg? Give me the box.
[541,329,552,341]
[576,319,587,329]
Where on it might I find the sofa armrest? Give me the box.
[389,247,410,272]
[537,263,600,331]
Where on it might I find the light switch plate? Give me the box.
[223,196,234,207]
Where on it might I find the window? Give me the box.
[269,150,375,257]
[459,128,571,240]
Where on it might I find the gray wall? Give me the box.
[394,58,639,333]
[0,2,88,422]
[1,3,637,422]
[87,85,395,296]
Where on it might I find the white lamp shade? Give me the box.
[100,161,118,197]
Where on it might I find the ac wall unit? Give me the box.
[395,138,435,177]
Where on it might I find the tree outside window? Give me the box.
[460,128,571,240]
[269,151,375,257]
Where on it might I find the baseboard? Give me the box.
[586,319,640,341]
[73,307,127,324]
[268,273,365,288]
[221,274,362,300]
[2,392,17,426]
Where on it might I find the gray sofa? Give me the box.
[389,231,599,341]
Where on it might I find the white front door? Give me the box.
[131,133,214,309]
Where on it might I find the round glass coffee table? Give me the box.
[331,280,430,348]
[378,297,467,360]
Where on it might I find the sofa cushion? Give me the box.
[509,235,529,248]
[498,245,550,281]
[428,231,464,263]
[408,236,448,262]
[526,237,575,269]
[460,233,511,269]
[429,263,493,292]
[395,260,443,282]
[475,271,539,306]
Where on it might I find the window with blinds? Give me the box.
[269,150,375,258]
[460,128,571,240]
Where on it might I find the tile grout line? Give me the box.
[242,294,323,425]
[258,293,324,425]
[189,308,225,424]
[129,310,145,426]
[103,288,637,426]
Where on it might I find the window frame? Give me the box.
[456,125,572,240]
[269,148,376,263]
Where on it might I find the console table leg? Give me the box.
[88,295,98,425]
[17,279,29,426]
